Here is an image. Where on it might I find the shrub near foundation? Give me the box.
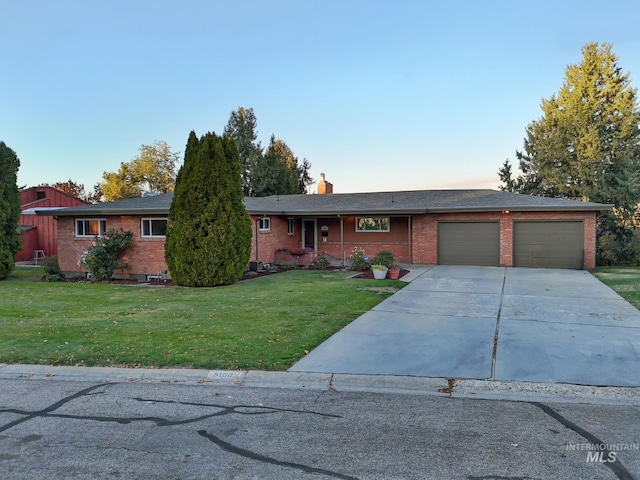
[80,229,133,281]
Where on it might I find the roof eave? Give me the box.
[427,205,615,213]
[41,208,170,217]
[244,208,428,216]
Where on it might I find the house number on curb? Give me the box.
[207,371,240,378]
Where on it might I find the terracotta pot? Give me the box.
[388,268,400,280]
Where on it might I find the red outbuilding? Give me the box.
[16,186,89,263]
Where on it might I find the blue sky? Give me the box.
[2,1,639,194]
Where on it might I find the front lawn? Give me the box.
[592,267,640,310]
[0,267,404,370]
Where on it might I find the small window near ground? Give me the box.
[355,217,390,232]
[287,218,295,235]
[76,219,107,237]
[259,217,271,232]
[142,218,168,237]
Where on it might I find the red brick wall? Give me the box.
[250,216,301,264]
[411,211,598,269]
[57,215,168,279]
[57,210,599,278]
[315,216,411,263]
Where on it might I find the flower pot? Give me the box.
[388,268,400,280]
[372,267,388,279]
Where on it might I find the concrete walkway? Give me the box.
[290,265,640,387]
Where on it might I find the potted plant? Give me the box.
[388,262,401,280]
[371,264,388,279]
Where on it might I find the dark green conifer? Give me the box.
[0,142,21,280]
[165,131,252,286]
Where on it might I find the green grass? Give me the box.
[592,266,640,310]
[0,267,404,370]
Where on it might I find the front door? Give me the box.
[303,220,316,250]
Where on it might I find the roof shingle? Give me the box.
[42,189,612,217]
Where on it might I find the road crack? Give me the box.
[0,385,351,478]
[198,429,358,479]
[531,402,635,480]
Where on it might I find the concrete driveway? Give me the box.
[290,265,640,387]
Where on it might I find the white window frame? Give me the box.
[141,218,168,238]
[287,218,295,235]
[355,217,390,232]
[76,218,107,237]
[259,217,271,232]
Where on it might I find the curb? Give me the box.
[1,364,639,405]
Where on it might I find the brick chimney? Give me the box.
[318,173,333,194]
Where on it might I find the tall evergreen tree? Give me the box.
[0,142,22,280]
[499,43,640,232]
[165,131,252,287]
[224,107,263,196]
[252,135,312,196]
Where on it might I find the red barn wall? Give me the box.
[17,187,88,261]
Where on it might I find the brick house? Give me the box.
[16,186,89,262]
[39,176,612,280]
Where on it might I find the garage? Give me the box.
[513,221,584,269]
[438,222,500,266]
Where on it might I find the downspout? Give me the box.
[408,215,412,264]
[339,214,344,267]
[255,217,260,261]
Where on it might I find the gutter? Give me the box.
[37,207,171,216]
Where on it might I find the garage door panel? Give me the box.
[513,221,583,269]
[438,222,500,266]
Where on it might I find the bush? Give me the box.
[371,250,395,268]
[349,247,369,271]
[598,228,640,266]
[40,255,65,282]
[315,254,331,269]
[42,273,65,282]
[80,229,133,281]
[40,255,60,275]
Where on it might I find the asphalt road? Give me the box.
[1,378,639,479]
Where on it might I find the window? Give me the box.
[355,217,390,232]
[76,219,107,237]
[141,218,168,237]
[287,218,295,235]
[36,190,46,200]
[259,217,271,231]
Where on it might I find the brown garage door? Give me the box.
[438,222,500,266]
[513,221,584,269]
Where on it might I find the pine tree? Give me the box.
[0,142,22,280]
[224,107,263,196]
[503,43,640,217]
[165,131,252,287]
[499,43,640,262]
[252,136,312,196]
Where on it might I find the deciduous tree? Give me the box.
[165,131,252,287]
[101,140,179,201]
[0,142,22,280]
[42,179,103,203]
